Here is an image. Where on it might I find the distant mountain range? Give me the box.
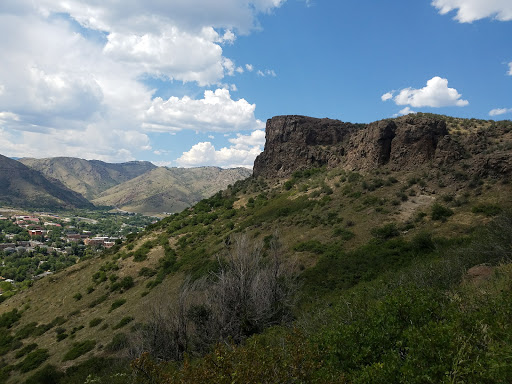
[93,166,252,215]
[0,154,93,209]
[2,156,251,214]
[19,157,157,200]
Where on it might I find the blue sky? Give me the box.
[0,0,510,167]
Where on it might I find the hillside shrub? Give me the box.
[62,340,96,361]
[293,240,326,254]
[472,203,502,216]
[431,203,453,221]
[371,223,400,240]
[16,349,49,373]
[14,322,38,339]
[89,318,103,328]
[113,317,134,330]
[109,299,127,312]
[0,309,21,328]
[0,333,14,356]
[88,294,108,308]
[106,333,129,352]
[24,365,64,384]
[14,343,37,359]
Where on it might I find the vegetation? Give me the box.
[1,120,512,383]
[62,340,96,361]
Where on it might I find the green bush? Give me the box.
[293,240,326,254]
[88,294,108,308]
[14,343,37,359]
[89,318,103,328]
[0,309,21,328]
[431,203,454,221]
[109,299,127,312]
[472,203,502,216]
[62,340,96,361]
[17,349,49,373]
[24,365,64,384]
[371,223,400,240]
[14,322,38,339]
[106,333,129,352]
[56,333,68,342]
[113,317,134,330]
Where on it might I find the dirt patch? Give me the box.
[465,265,495,285]
[397,194,435,221]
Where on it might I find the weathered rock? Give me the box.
[253,116,356,178]
[253,114,454,178]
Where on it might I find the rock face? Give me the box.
[253,115,458,178]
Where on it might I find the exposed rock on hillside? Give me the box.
[253,114,511,178]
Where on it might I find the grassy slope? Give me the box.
[1,115,512,382]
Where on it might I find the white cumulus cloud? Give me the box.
[144,89,265,133]
[176,130,265,168]
[176,141,262,168]
[381,92,393,102]
[489,108,512,116]
[394,107,417,117]
[508,62,512,75]
[228,129,266,149]
[0,1,285,161]
[432,0,512,22]
[383,76,469,108]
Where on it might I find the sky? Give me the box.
[0,0,511,168]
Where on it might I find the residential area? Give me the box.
[0,209,156,299]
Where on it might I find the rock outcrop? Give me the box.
[253,115,460,178]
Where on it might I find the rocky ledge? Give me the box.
[253,114,511,179]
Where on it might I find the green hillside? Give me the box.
[0,114,511,383]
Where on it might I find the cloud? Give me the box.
[394,107,417,117]
[0,1,286,161]
[432,0,512,22]
[144,89,265,133]
[381,92,393,102]
[103,27,227,86]
[176,140,262,168]
[0,125,151,162]
[489,108,512,116]
[245,64,254,71]
[256,69,277,77]
[228,129,266,149]
[508,62,512,75]
[383,76,469,108]
[32,0,287,35]
[176,130,265,168]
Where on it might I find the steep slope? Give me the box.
[19,157,156,200]
[1,114,512,383]
[92,166,252,215]
[0,154,93,209]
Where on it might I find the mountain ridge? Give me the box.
[0,154,93,209]
[19,157,157,200]
[253,113,512,179]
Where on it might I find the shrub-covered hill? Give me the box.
[0,114,512,383]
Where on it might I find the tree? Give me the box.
[130,233,298,363]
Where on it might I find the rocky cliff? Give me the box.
[253,114,512,179]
